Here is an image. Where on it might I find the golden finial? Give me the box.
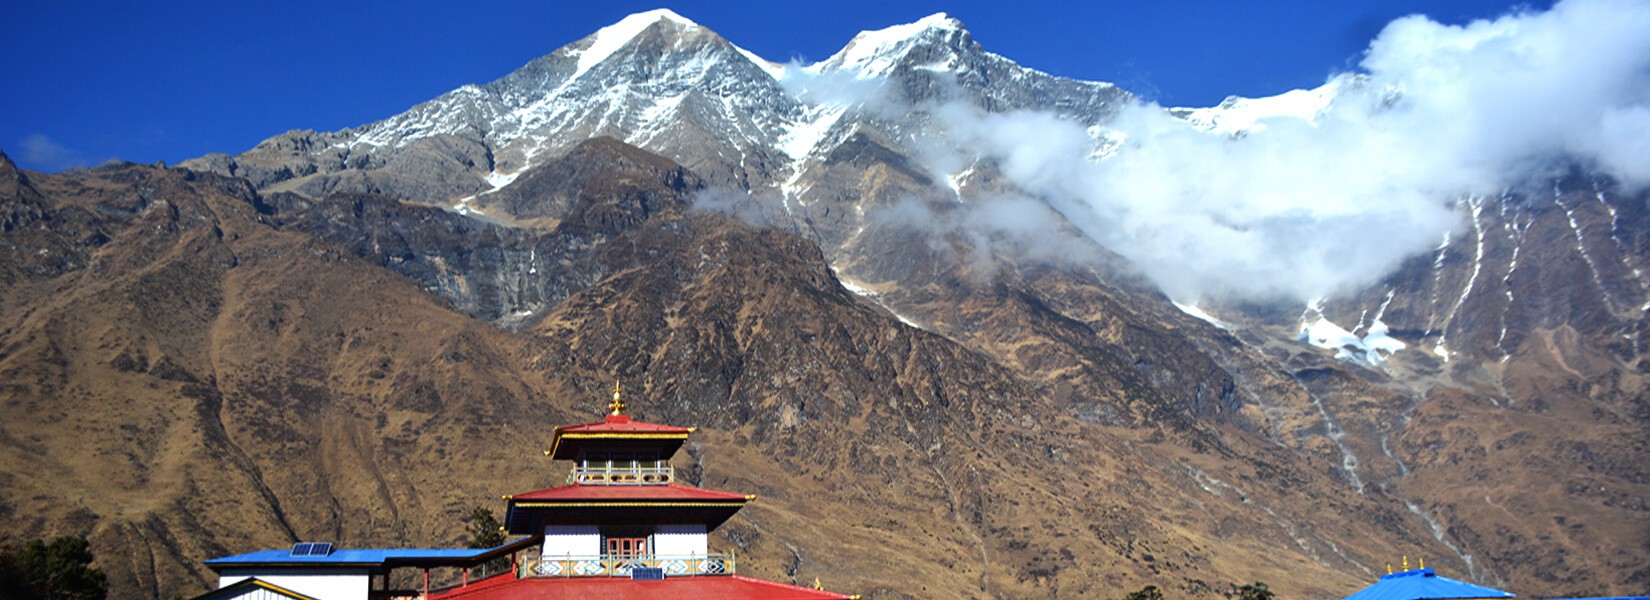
[1387,563,1393,575]
[609,381,627,415]
[813,577,824,590]
[1403,555,1409,571]
[1419,557,1425,570]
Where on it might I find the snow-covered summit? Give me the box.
[568,9,703,80]
[1172,77,1346,135]
[812,12,968,78]
[201,9,1129,206]
[572,9,785,80]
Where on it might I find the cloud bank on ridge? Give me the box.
[924,0,1650,302]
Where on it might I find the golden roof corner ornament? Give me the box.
[813,577,824,590]
[609,380,627,416]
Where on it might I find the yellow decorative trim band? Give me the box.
[557,433,691,440]
[245,579,322,600]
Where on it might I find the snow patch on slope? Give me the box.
[779,105,847,160]
[1173,302,1232,330]
[485,170,519,189]
[1298,299,1406,366]
[734,46,786,80]
[836,272,924,329]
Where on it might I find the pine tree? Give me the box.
[465,507,510,577]
[1237,581,1275,600]
[1123,584,1164,600]
[466,506,506,549]
[0,535,109,600]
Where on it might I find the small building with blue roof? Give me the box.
[1343,567,1650,600]
[203,538,539,600]
[1343,568,1515,600]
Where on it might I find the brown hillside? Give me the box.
[1,148,1459,599]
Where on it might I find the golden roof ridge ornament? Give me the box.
[609,380,627,416]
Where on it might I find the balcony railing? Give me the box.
[521,553,735,577]
[565,465,674,485]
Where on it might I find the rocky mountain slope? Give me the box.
[1,145,1452,599]
[4,7,1646,599]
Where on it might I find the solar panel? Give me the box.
[289,542,333,557]
[630,567,665,581]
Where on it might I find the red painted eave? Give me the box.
[547,415,696,460]
[554,415,691,435]
[510,483,748,502]
[428,574,853,600]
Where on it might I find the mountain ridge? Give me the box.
[6,7,1648,598]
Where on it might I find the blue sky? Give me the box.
[1,0,1548,171]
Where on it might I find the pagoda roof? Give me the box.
[511,483,749,503]
[556,415,692,435]
[1343,569,1515,600]
[548,414,693,460]
[427,573,855,600]
[504,483,751,532]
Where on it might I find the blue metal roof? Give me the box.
[205,536,541,572]
[205,547,488,566]
[1344,569,1515,600]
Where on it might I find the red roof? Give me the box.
[428,574,854,600]
[555,414,692,435]
[548,415,694,460]
[504,483,751,533]
[511,483,748,503]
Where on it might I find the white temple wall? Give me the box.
[218,569,369,600]
[652,524,708,556]
[542,525,601,558]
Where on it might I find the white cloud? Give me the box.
[913,0,1650,302]
[690,187,792,229]
[779,61,907,120]
[875,192,1103,280]
[18,134,88,172]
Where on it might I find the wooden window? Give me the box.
[606,536,648,557]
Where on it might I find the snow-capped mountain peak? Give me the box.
[568,9,703,80]
[1170,77,1346,135]
[195,8,1129,206]
[813,12,968,78]
[567,9,784,82]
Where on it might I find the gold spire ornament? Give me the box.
[813,577,824,590]
[609,381,627,415]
